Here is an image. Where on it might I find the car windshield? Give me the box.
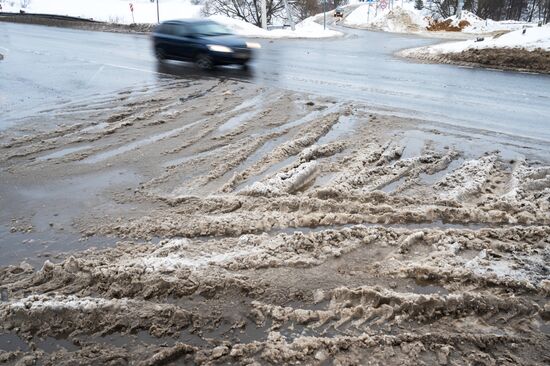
[191,22,232,36]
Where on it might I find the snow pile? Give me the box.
[405,24,550,56]
[210,14,342,39]
[446,10,532,34]
[344,2,430,33]
[0,0,202,24]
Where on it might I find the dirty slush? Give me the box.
[0,80,549,365]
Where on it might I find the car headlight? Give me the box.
[246,42,261,49]
[207,45,233,53]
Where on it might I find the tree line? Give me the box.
[430,0,550,22]
[202,0,550,27]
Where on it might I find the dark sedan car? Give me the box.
[152,19,260,69]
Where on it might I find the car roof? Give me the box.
[162,19,215,25]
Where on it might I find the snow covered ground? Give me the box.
[0,0,341,38]
[402,24,550,56]
[444,10,532,34]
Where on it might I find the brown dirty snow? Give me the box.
[0,79,549,365]
[447,47,550,74]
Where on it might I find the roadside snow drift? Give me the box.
[402,24,550,56]
[444,10,533,34]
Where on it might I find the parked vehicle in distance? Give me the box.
[152,19,261,69]
[334,6,345,18]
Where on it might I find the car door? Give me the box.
[156,23,181,59]
[171,24,198,61]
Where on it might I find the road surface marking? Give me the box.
[88,65,105,84]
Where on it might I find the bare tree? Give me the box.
[430,0,549,22]
[203,0,287,27]
[292,0,322,20]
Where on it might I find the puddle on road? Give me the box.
[81,122,109,133]
[380,176,407,193]
[317,115,357,145]
[312,172,339,188]
[412,284,450,295]
[0,333,29,352]
[34,336,79,353]
[231,93,267,113]
[400,135,426,160]
[37,145,92,161]
[419,158,465,185]
[215,92,280,133]
[0,225,118,269]
[272,103,343,133]
[163,146,223,168]
[0,169,140,267]
[82,119,206,164]
[216,109,261,133]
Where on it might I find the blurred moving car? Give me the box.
[334,6,345,18]
[152,19,261,69]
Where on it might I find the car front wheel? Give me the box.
[195,53,214,70]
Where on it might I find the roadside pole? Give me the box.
[282,0,295,30]
[156,0,160,23]
[129,3,135,24]
[323,0,326,30]
[261,0,267,29]
[367,0,373,23]
[457,0,464,18]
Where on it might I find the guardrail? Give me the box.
[0,12,101,23]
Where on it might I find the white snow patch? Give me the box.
[9,295,124,311]
[240,161,320,196]
[125,238,262,271]
[434,154,496,200]
[447,10,533,34]
[401,23,550,57]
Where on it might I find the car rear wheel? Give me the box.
[195,53,214,70]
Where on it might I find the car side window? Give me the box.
[174,24,190,37]
[159,23,173,35]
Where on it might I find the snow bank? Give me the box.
[405,24,550,56]
[447,10,532,34]
[210,15,342,39]
[344,2,430,33]
[345,3,537,35]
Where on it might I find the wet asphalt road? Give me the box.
[1,21,550,142]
